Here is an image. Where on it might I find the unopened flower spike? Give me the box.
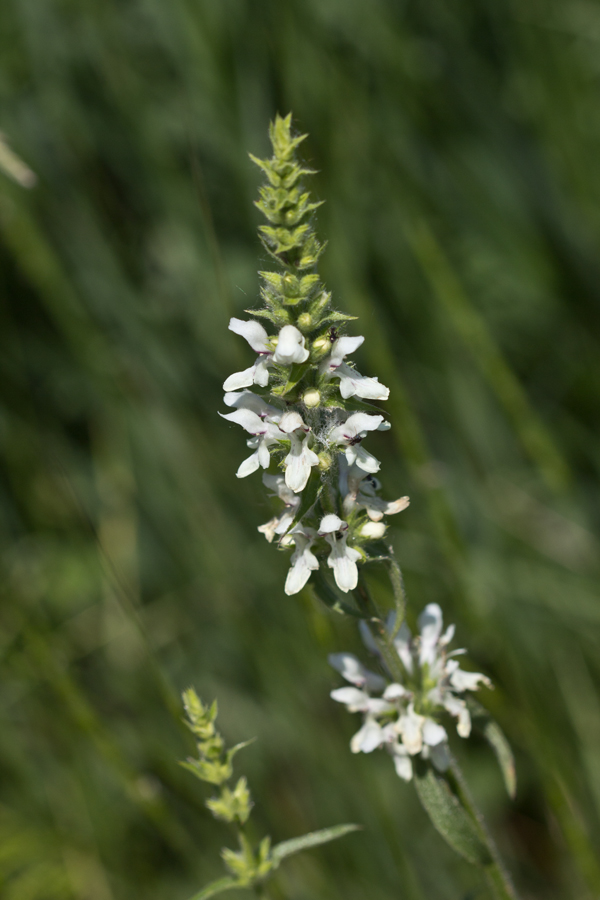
[181,688,359,898]
[220,113,405,597]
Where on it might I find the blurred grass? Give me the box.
[1,0,600,898]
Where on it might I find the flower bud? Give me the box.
[318,450,332,471]
[303,388,321,408]
[358,521,387,540]
[297,312,312,330]
[311,334,331,359]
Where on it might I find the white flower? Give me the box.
[319,515,361,593]
[331,687,394,716]
[328,413,383,474]
[223,318,273,391]
[282,527,319,595]
[320,335,390,400]
[333,364,390,401]
[341,463,409,522]
[257,474,301,542]
[223,390,282,421]
[223,320,309,391]
[272,325,309,365]
[390,742,413,781]
[446,658,492,693]
[219,408,285,477]
[328,652,386,692]
[350,719,387,753]
[329,604,492,781]
[279,412,319,493]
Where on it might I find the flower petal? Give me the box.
[422,719,447,746]
[319,514,343,533]
[273,325,309,365]
[449,668,492,692]
[229,317,270,352]
[383,682,408,701]
[220,408,266,434]
[279,411,306,433]
[328,652,386,692]
[330,687,370,711]
[418,603,444,666]
[390,744,413,781]
[223,366,258,392]
[358,521,387,539]
[346,444,381,474]
[329,335,364,368]
[284,435,319,493]
[350,720,385,754]
[236,451,260,478]
[399,706,425,755]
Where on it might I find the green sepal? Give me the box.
[319,310,359,326]
[244,307,290,327]
[180,757,232,786]
[182,689,218,740]
[297,235,326,270]
[467,699,516,799]
[271,823,360,867]
[248,154,281,188]
[259,223,311,255]
[413,759,492,867]
[206,776,253,825]
[186,876,247,900]
[284,196,324,226]
[269,113,308,159]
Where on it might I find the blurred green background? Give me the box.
[1,1,600,898]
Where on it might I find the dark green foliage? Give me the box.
[1,2,600,899]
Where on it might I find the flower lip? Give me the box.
[319,513,343,534]
[272,324,309,365]
[228,317,270,353]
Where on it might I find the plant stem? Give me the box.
[357,568,519,900]
[448,753,519,900]
[355,574,406,685]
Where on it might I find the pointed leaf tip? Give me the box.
[186,876,246,900]
[271,823,361,866]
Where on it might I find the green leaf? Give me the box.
[468,699,516,799]
[311,569,364,617]
[276,361,309,397]
[271,824,360,866]
[413,761,492,866]
[227,737,257,764]
[187,876,247,900]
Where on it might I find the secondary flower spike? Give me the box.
[220,113,408,596]
[330,604,492,781]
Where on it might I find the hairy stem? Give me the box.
[449,753,519,900]
[355,575,406,684]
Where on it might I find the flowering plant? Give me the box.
[330,603,491,780]
[219,114,519,900]
[181,688,358,899]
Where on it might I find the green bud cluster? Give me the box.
[247,113,357,404]
[181,689,274,887]
[181,689,254,822]
[181,688,359,898]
